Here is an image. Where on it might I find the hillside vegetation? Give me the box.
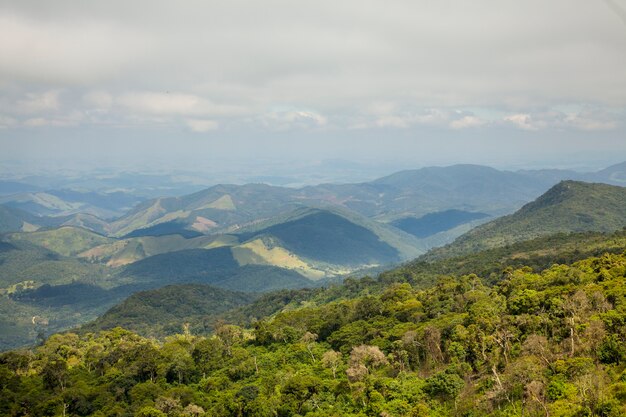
[1,249,626,416]
[82,284,255,338]
[82,229,626,343]
[8,226,112,257]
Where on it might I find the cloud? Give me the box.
[504,109,622,131]
[0,12,151,85]
[374,115,412,129]
[118,92,207,116]
[348,107,449,129]
[83,91,113,109]
[450,115,486,129]
[504,114,538,131]
[117,92,245,117]
[22,111,83,127]
[186,118,218,132]
[0,0,624,168]
[565,109,620,131]
[260,110,327,131]
[15,90,61,114]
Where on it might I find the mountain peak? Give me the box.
[522,180,620,213]
[423,180,626,260]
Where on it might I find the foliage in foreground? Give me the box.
[1,251,626,416]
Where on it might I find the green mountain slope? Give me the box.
[3,249,626,416]
[58,213,111,235]
[0,239,121,350]
[424,181,626,260]
[83,284,256,338]
[239,208,410,266]
[77,234,237,267]
[120,246,315,292]
[7,226,113,257]
[382,229,626,288]
[0,205,43,233]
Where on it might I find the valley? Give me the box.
[1,162,625,352]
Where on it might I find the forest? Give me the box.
[1,246,625,416]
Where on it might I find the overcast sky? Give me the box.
[1,0,625,173]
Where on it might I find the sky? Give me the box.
[1,0,626,173]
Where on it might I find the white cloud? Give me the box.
[0,0,624,164]
[117,92,245,117]
[504,113,540,131]
[450,115,486,129]
[118,92,206,115]
[186,118,218,132]
[260,110,327,131]
[22,113,82,127]
[83,91,113,109]
[15,90,61,114]
[565,109,619,131]
[504,109,621,131]
[0,13,151,84]
[374,115,411,129]
[354,108,456,130]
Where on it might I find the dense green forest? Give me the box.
[2,246,626,416]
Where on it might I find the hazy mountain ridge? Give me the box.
[423,180,626,260]
[2,162,624,238]
[391,209,490,238]
[96,161,626,237]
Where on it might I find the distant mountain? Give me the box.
[0,205,42,233]
[72,208,420,278]
[237,207,422,267]
[57,213,111,235]
[75,207,425,279]
[106,162,611,239]
[77,234,237,267]
[391,209,490,238]
[0,189,143,218]
[120,246,316,292]
[0,181,42,196]
[591,161,626,186]
[108,183,301,237]
[122,220,204,239]
[9,207,421,278]
[7,226,112,257]
[367,164,558,216]
[424,181,626,260]
[82,284,256,338]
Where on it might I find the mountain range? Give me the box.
[1,162,625,350]
[3,161,625,238]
